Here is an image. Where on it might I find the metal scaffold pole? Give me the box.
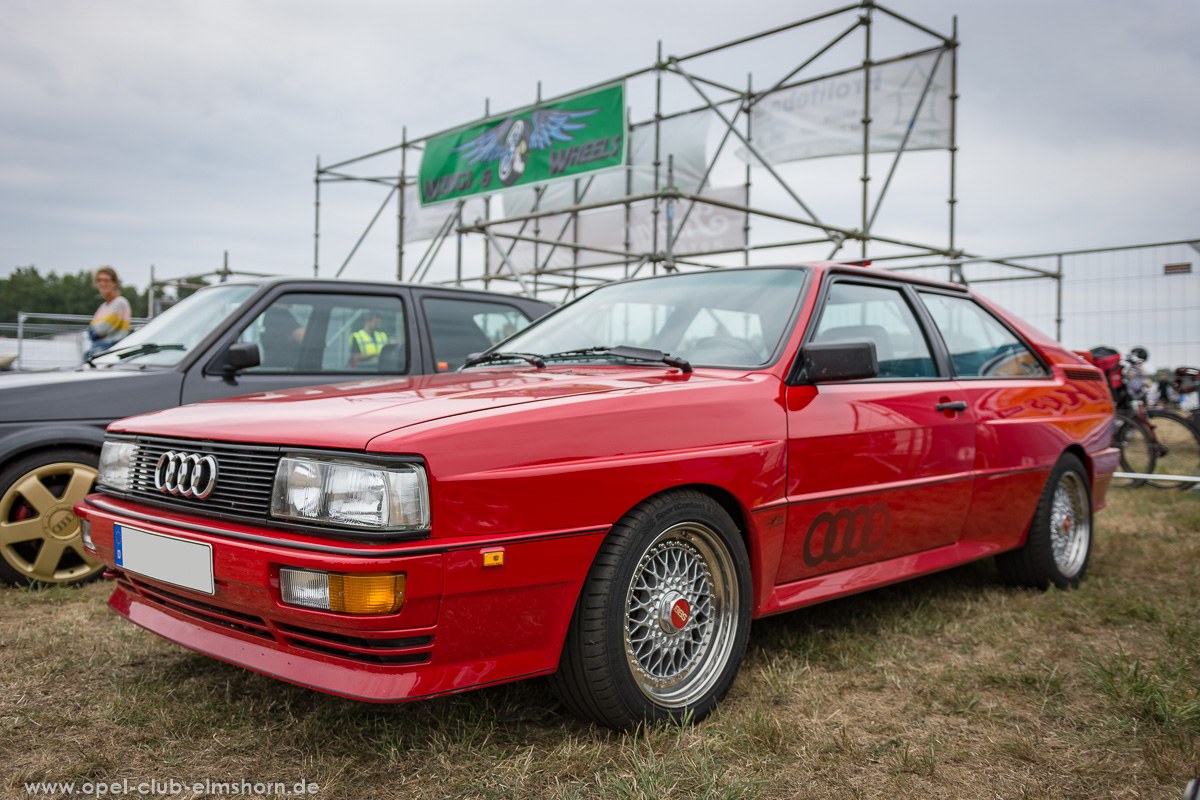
[485,197,494,288]
[1055,254,1064,341]
[313,155,321,277]
[624,107,633,277]
[397,127,407,282]
[653,40,663,275]
[744,73,752,266]
[949,16,959,260]
[860,1,873,262]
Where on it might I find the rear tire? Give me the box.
[552,489,752,729]
[0,448,103,586]
[996,453,1092,589]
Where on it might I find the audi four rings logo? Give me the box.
[153,451,219,499]
[802,502,890,567]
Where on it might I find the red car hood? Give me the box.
[109,367,714,449]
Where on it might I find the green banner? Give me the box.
[418,84,625,206]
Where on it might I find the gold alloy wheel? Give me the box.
[0,460,101,584]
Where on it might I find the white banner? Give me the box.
[744,50,951,164]
[579,185,745,261]
[488,186,746,272]
[402,185,484,242]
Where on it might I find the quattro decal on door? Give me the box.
[802,502,890,567]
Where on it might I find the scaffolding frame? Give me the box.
[315,1,994,301]
[147,251,274,317]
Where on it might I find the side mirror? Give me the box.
[800,341,878,383]
[223,342,261,374]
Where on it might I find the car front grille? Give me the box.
[121,435,280,522]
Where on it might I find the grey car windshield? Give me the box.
[91,284,259,367]
[494,268,809,369]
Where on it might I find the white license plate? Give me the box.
[114,525,214,595]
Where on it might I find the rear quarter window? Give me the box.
[919,292,1049,378]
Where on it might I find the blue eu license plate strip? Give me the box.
[113,524,214,595]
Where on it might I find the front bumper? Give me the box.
[78,494,606,702]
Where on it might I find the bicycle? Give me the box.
[1090,346,1200,490]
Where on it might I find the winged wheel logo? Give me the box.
[453,108,600,187]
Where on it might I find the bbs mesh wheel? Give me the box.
[552,489,751,729]
[996,453,1092,590]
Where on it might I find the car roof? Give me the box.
[562,264,971,294]
[213,265,967,302]
[197,276,554,305]
[810,263,970,292]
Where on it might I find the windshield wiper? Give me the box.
[542,345,692,373]
[462,351,547,369]
[86,342,186,365]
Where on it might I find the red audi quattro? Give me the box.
[77,265,1117,729]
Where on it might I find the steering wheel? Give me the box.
[684,336,764,366]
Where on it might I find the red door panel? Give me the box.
[778,381,976,583]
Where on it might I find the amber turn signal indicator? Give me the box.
[280,568,406,615]
[481,549,505,568]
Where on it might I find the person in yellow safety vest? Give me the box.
[350,312,389,368]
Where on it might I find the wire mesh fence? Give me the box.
[895,239,1200,406]
[965,241,1199,377]
[0,319,88,371]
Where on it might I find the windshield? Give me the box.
[92,283,260,367]
[494,268,809,369]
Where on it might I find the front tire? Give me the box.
[552,489,752,729]
[0,448,103,587]
[996,453,1092,589]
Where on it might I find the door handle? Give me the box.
[935,401,968,412]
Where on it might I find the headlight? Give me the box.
[98,441,137,491]
[271,457,429,531]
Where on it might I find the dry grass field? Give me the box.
[3,489,1198,799]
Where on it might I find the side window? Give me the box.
[919,292,1049,378]
[237,293,408,374]
[812,282,936,379]
[423,298,536,371]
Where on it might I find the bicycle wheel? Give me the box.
[1112,414,1154,488]
[1144,410,1200,489]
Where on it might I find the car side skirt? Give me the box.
[757,539,1007,618]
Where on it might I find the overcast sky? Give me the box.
[2,0,1198,293]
